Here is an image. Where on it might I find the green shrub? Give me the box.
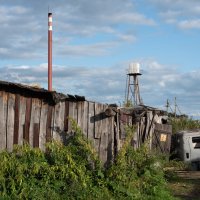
[0,121,176,200]
[170,117,200,134]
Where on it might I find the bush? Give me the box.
[0,121,176,199]
[170,117,200,134]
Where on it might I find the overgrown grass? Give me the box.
[170,117,200,134]
[0,121,176,199]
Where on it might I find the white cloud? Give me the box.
[149,0,200,29]
[178,19,200,29]
[56,42,119,57]
[0,59,200,118]
[104,13,156,25]
[0,0,155,59]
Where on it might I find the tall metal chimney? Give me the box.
[48,12,52,91]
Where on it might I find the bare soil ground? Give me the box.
[168,171,200,200]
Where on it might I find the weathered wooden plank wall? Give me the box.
[0,90,116,165]
[0,88,171,165]
[153,123,172,153]
[0,91,7,150]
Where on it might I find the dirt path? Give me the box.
[168,171,200,200]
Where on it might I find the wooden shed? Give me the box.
[0,80,172,166]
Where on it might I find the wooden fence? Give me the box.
[0,81,172,166]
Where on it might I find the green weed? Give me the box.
[0,120,176,199]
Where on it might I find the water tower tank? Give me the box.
[128,62,140,75]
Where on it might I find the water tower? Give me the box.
[125,62,143,106]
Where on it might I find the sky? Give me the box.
[0,0,200,118]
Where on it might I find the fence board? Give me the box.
[83,101,89,138]
[29,98,41,147]
[68,102,78,132]
[148,112,154,150]
[115,114,122,151]
[0,91,7,150]
[119,112,128,139]
[46,105,53,143]
[94,103,104,139]
[30,99,42,147]
[140,117,145,145]
[18,96,26,146]
[107,126,113,165]
[51,107,55,139]
[7,93,15,151]
[33,123,40,147]
[52,102,65,141]
[99,132,108,167]
[88,102,95,142]
[39,102,48,150]
[13,94,20,145]
[64,101,69,132]
[24,98,32,143]
[77,101,88,137]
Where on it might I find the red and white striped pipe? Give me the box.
[48,13,52,91]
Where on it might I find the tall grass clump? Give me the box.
[0,120,176,199]
[170,117,200,134]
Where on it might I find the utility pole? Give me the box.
[166,99,170,113]
[174,97,177,118]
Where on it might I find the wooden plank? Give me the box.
[46,105,53,143]
[13,94,20,145]
[77,101,88,137]
[100,104,110,166]
[31,99,42,147]
[135,122,140,149]
[64,101,69,132]
[52,102,65,142]
[68,102,74,133]
[50,106,55,139]
[154,123,172,134]
[83,101,89,138]
[33,123,40,147]
[148,111,154,150]
[145,112,150,139]
[77,101,82,127]
[24,98,32,143]
[88,102,95,145]
[18,96,26,146]
[114,112,120,152]
[53,103,60,140]
[6,93,15,151]
[94,138,100,158]
[93,104,104,155]
[107,126,113,165]
[39,102,48,151]
[140,117,145,144]
[29,98,42,147]
[119,112,128,139]
[94,103,104,139]
[0,91,7,150]
[175,171,200,180]
[99,132,108,167]
[68,102,78,133]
